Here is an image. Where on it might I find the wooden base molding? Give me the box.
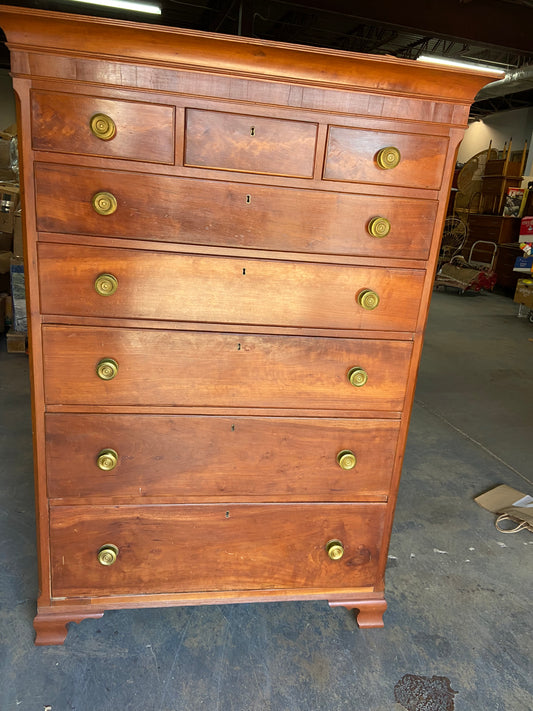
[33,610,104,646]
[328,597,387,628]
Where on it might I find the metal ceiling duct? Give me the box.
[476,64,533,100]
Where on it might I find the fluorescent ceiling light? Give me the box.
[67,0,161,14]
[417,55,506,75]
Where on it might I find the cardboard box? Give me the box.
[519,215,533,239]
[513,279,533,309]
[4,291,13,322]
[0,183,19,233]
[514,256,533,271]
[0,232,12,251]
[0,292,5,333]
[6,328,26,353]
[0,211,14,233]
[10,257,26,333]
[0,250,12,274]
[475,484,533,533]
[12,213,23,258]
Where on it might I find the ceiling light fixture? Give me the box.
[67,0,161,14]
[417,55,506,76]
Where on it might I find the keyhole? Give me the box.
[245,194,252,204]
[250,126,255,136]
[242,268,246,275]
[225,511,230,519]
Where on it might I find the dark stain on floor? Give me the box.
[394,674,457,711]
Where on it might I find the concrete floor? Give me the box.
[0,289,531,711]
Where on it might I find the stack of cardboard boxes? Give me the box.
[0,124,26,353]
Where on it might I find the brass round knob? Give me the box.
[97,544,119,566]
[348,366,368,387]
[97,448,118,471]
[357,289,380,311]
[367,216,391,238]
[326,539,344,561]
[92,191,117,216]
[94,273,118,296]
[376,146,401,170]
[337,450,357,470]
[90,113,116,141]
[96,358,119,381]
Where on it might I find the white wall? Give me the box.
[0,68,16,131]
[458,107,533,184]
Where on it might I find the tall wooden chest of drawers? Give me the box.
[0,5,495,645]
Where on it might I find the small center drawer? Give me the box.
[38,242,425,332]
[45,413,400,500]
[184,108,318,177]
[42,325,413,411]
[31,90,175,164]
[50,503,385,596]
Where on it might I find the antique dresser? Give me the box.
[0,5,495,644]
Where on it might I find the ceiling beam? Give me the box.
[273,0,533,55]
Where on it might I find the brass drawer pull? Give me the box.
[97,448,118,471]
[336,450,357,470]
[376,146,401,169]
[367,216,391,238]
[97,544,119,566]
[348,366,368,387]
[96,358,119,381]
[357,289,380,311]
[326,539,344,561]
[92,191,117,216]
[94,273,118,296]
[90,113,116,141]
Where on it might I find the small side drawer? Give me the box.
[45,413,400,500]
[38,242,425,332]
[41,325,413,411]
[324,126,448,190]
[50,503,385,596]
[184,108,317,177]
[31,90,175,164]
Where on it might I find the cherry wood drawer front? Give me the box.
[42,326,413,411]
[38,243,425,332]
[324,126,448,190]
[34,163,437,259]
[50,503,385,596]
[184,108,317,177]
[31,90,175,164]
[45,414,400,500]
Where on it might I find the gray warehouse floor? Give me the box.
[0,289,531,711]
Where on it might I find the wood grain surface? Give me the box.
[34,163,438,259]
[41,325,413,410]
[45,413,400,500]
[38,242,425,331]
[31,90,175,164]
[49,503,385,596]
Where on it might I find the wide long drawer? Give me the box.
[38,243,425,332]
[31,90,175,164]
[50,503,385,596]
[34,163,437,260]
[45,414,400,500]
[41,326,413,411]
